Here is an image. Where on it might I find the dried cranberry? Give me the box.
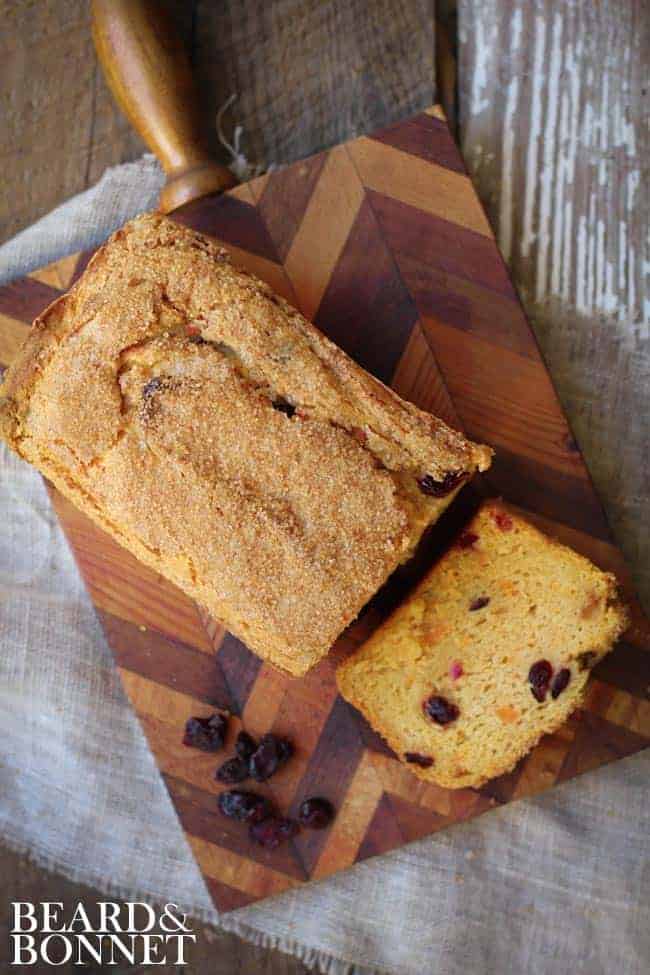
[528,660,553,702]
[249,816,298,850]
[565,434,580,454]
[249,734,294,782]
[449,661,464,680]
[235,731,258,761]
[275,738,294,764]
[457,531,479,549]
[182,713,227,751]
[143,377,163,398]
[298,797,335,829]
[551,668,571,699]
[493,510,514,531]
[215,757,249,784]
[272,398,296,417]
[218,790,272,823]
[404,752,434,768]
[351,426,368,444]
[423,695,459,725]
[417,471,466,497]
[469,596,490,611]
[578,651,597,671]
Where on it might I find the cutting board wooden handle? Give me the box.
[91,0,236,212]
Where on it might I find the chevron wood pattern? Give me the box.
[1,106,648,913]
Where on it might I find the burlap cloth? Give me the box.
[1,151,649,974]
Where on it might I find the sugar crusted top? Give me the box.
[0,213,491,674]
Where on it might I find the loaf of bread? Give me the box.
[0,213,492,676]
[337,501,628,787]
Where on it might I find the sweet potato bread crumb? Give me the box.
[0,213,492,676]
[337,501,629,786]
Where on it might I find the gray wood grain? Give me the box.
[191,0,434,167]
[458,0,649,608]
[0,0,144,243]
[0,0,434,243]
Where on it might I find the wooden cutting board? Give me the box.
[1,107,649,913]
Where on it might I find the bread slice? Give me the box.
[0,212,492,676]
[337,501,629,787]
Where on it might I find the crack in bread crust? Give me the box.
[0,212,493,675]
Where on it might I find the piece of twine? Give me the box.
[216,94,274,182]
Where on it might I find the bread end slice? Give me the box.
[337,501,629,788]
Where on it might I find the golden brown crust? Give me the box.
[337,501,629,786]
[0,212,492,676]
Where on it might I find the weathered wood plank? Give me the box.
[458,0,650,608]
[192,0,434,168]
[0,1,145,243]
[0,0,434,246]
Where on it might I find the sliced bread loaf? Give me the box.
[337,501,629,789]
[0,213,492,677]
